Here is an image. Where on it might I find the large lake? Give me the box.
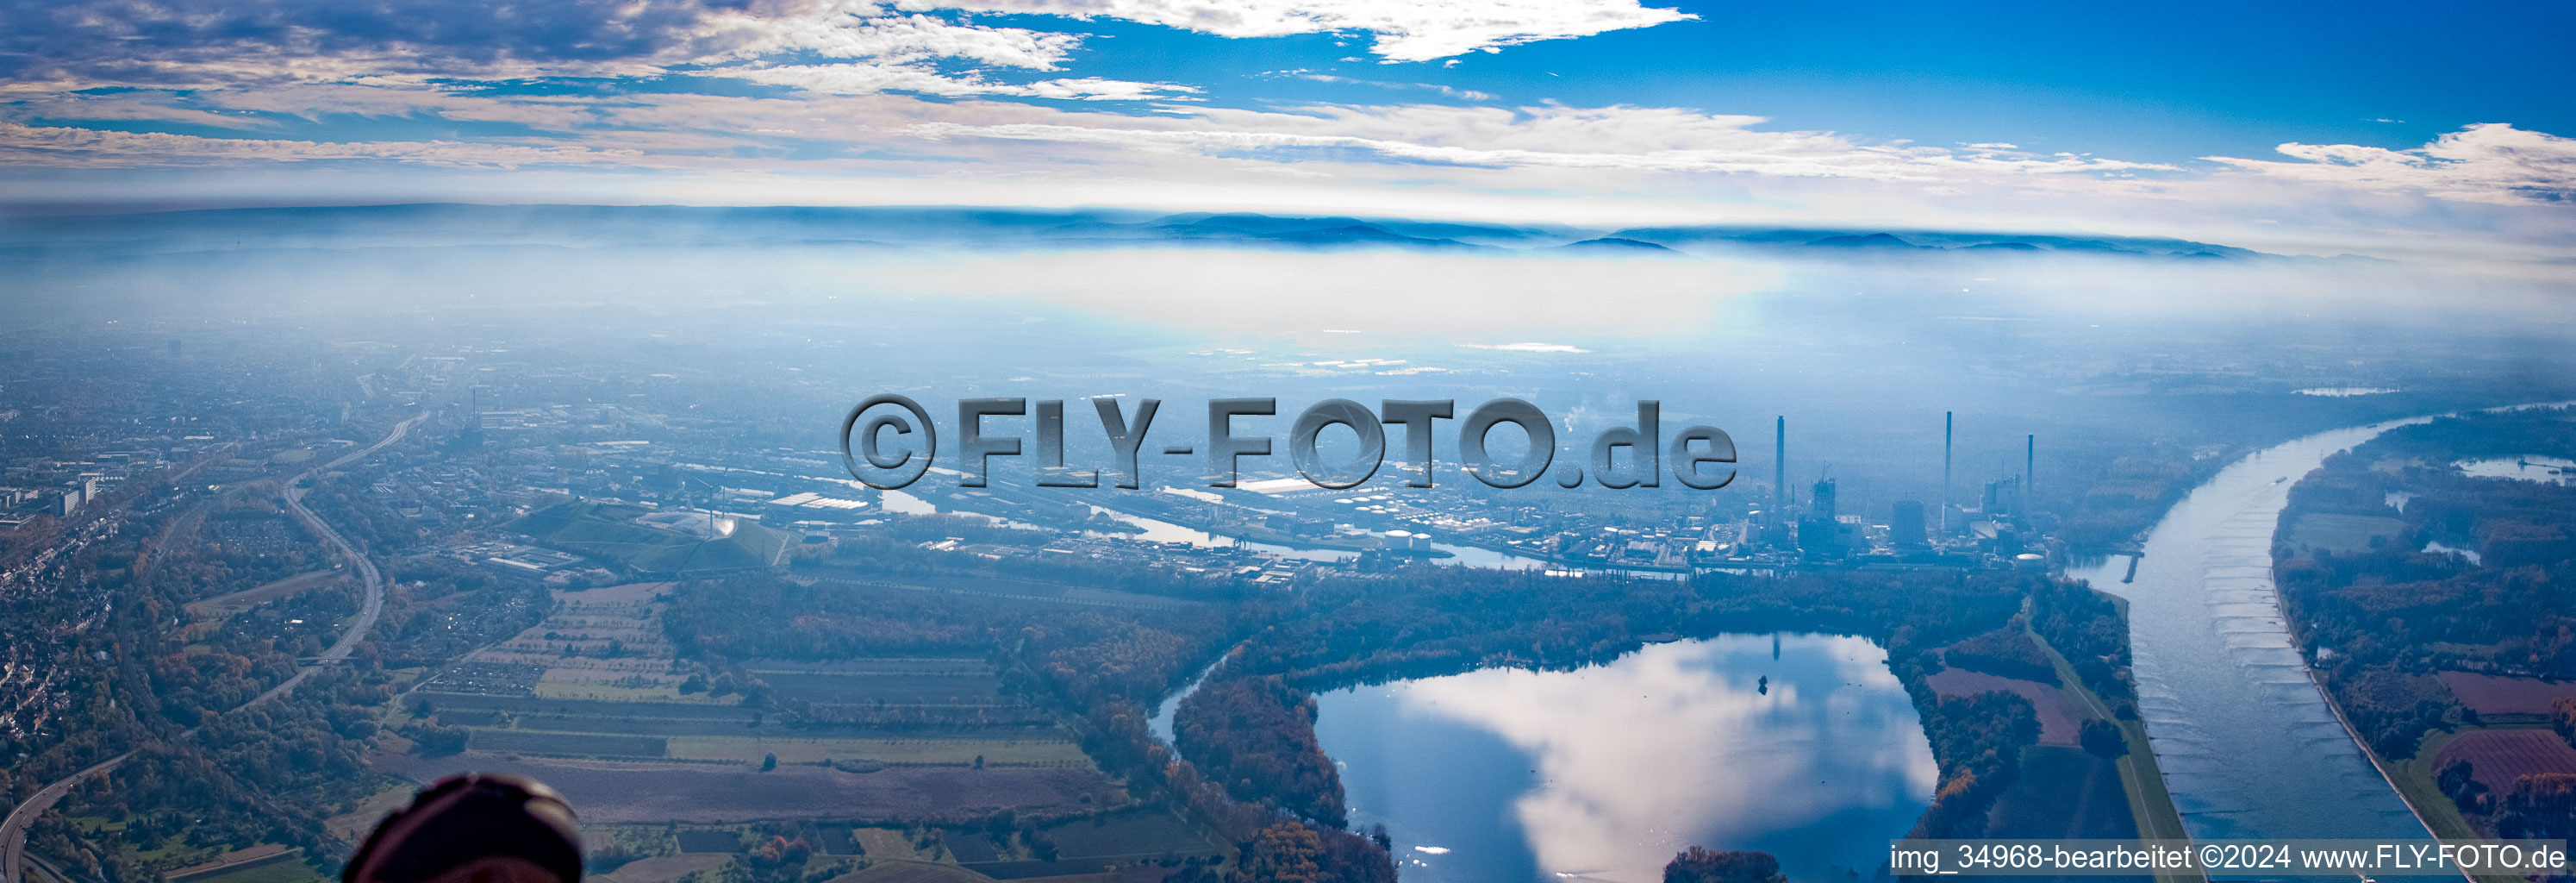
[1310,634,1936,883]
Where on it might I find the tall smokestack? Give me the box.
[1942,411,1953,535]
[1775,416,1787,525]
[2026,434,2035,498]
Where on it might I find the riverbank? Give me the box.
[2269,405,2576,880]
[2071,416,2440,846]
[2022,598,2200,883]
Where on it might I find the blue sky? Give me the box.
[1044,0,2575,163]
[1,0,2569,259]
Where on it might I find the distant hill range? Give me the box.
[0,203,2360,264]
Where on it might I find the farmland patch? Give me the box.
[2288,513,2406,553]
[2438,671,2576,716]
[1034,811,1221,861]
[370,754,1125,824]
[1928,667,2081,746]
[596,854,733,883]
[468,729,669,757]
[676,830,744,853]
[2433,728,2576,794]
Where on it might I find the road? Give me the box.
[0,752,133,883]
[247,412,421,708]
[2,412,421,883]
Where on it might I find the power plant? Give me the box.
[1942,410,1953,534]
[1774,415,1787,529]
[1731,410,2049,571]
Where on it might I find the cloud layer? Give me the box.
[904,0,1699,61]
[2206,122,2576,206]
[0,0,2569,262]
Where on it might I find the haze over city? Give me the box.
[4,4,2575,883]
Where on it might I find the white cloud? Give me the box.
[731,63,1196,99]
[2205,122,2576,205]
[894,0,1697,61]
[1267,70,1496,101]
[0,0,1199,103]
[1457,341,1589,353]
[705,3,1082,69]
[1382,637,1935,882]
[8,93,271,130]
[0,122,652,168]
[908,103,2179,182]
[627,3,1211,101]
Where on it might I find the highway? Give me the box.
[2,412,421,883]
[246,412,420,709]
[0,752,133,883]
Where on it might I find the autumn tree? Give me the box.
[2080,719,2126,758]
[1232,823,1323,883]
[1664,847,1787,883]
[2438,759,2487,813]
[2498,773,2576,839]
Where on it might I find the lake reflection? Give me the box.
[2455,455,2576,485]
[1312,634,1936,883]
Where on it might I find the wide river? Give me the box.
[2068,419,2435,845]
[1310,634,1936,883]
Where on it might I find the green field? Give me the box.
[664,735,1086,765]
[851,830,926,861]
[64,817,307,883]
[1037,811,1223,861]
[174,856,326,883]
[418,692,776,720]
[378,588,1120,832]
[184,570,340,621]
[324,785,417,842]
[2026,610,2201,883]
[469,728,670,757]
[828,860,994,883]
[2288,513,2407,553]
[757,672,1006,705]
[528,679,741,704]
[2383,726,2544,883]
[418,654,1090,769]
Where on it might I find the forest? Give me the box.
[3,457,537,883]
[2276,406,2576,838]
[2278,409,2576,755]
[1171,677,1345,829]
